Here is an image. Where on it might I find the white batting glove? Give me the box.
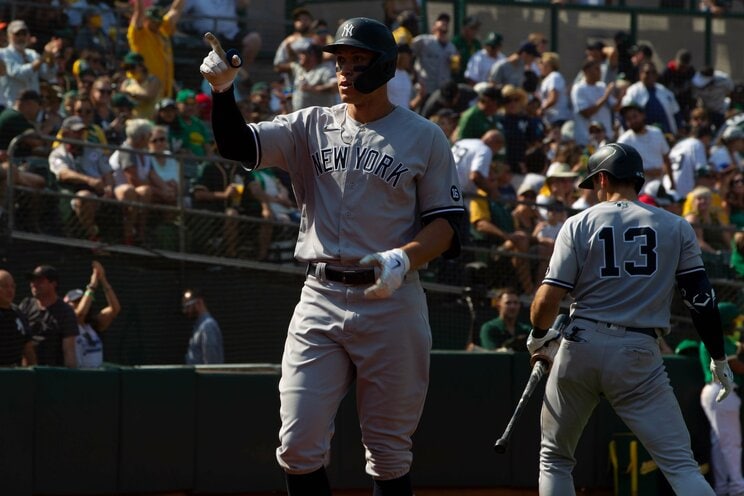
[359,248,410,299]
[530,337,561,368]
[711,358,735,402]
[526,327,561,355]
[200,32,241,92]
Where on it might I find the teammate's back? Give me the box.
[549,200,700,329]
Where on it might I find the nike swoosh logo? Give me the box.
[392,260,402,268]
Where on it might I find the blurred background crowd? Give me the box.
[0,0,743,365]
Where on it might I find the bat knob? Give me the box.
[494,438,508,454]
[225,48,243,68]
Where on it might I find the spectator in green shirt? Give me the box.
[479,287,531,350]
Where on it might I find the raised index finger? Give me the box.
[204,32,226,61]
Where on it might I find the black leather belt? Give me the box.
[575,317,658,339]
[307,262,376,285]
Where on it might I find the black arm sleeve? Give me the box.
[422,211,463,259]
[676,269,725,360]
[211,86,258,168]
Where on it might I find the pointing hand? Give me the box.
[199,32,243,92]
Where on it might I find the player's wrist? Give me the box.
[531,326,549,338]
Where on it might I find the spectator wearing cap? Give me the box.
[49,115,115,240]
[64,94,108,149]
[175,88,213,157]
[659,49,696,123]
[537,52,572,129]
[536,161,578,218]
[106,92,136,146]
[273,7,315,92]
[709,125,744,174]
[153,97,184,152]
[388,43,426,112]
[574,40,614,86]
[276,43,336,112]
[127,0,186,99]
[488,41,540,90]
[19,265,78,367]
[0,20,62,108]
[182,288,224,365]
[571,59,616,147]
[617,101,674,186]
[244,82,279,122]
[64,261,120,368]
[119,51,161,120]
[627,42,654,83]
[692,65,735,130]
[451,15,482,83]
[411,15,459,96]
[668,123,713,198]
[464,32,505,85]
[622,61,681,135]
[455,84,503,140]
[0,269,35,367]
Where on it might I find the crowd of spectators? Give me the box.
[1,1,744,282]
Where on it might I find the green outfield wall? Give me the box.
[1,353,711,495]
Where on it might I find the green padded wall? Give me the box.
[193,369,284,492]
[33,367,119,495]
[0,368,34,495]
[118,367,196,493]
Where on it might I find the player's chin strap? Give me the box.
[677,269,724,360]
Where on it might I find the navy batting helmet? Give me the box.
[323,17,397,94]
[579,142,645,193]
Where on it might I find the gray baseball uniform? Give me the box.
[538,200,715,495]
[213,99,463,479]
[255,104,463,478]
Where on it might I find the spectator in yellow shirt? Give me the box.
[126,0,185,98]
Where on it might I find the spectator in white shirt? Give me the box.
[617,102,674,188]
[464,32,505,85]
[571,59,616,147]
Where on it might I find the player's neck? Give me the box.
[347,95,395,124]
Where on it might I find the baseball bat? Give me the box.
[493,359,547,454]
[493,313,569,454]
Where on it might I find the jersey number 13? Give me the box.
[597,226,657,277]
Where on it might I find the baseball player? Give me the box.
[526,143,734,495]
[699,301,744,496]
[200,17,464,496]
